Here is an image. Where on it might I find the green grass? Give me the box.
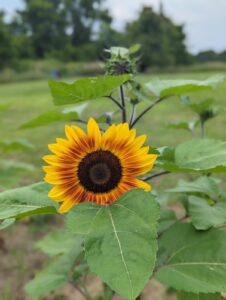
[0,71,226,188]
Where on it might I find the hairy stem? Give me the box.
[120,85,127,122]
[107,95,124,110]
[200,118,205,138]
[130,97,166,128]
[144,171,170,181]
[129,103,136,127]
[70,281,91,300]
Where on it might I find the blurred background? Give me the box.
[1,0,226,80]
[0,0,226,299]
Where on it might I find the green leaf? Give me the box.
[175,139,226,172]
[145,74,226,97]
[188,98,214,114]
[49,75,130,106]
[0,218,15,230]
[25,237,83,297]
[35,229,79,256]
[107,46,129,56]
[156,223,226,293]
[66,202,101,236]
[158,208,177,234]
[0,139,35,151]
[128,44,141,55]
[167,176,221,199]
[0,160,35,189]
[85,189,159,300]
[0,182,57,220]
[156,146,180,172]
[177,291,221,300]
[189,196,226,230]
[167,121,198,132]
[20,110,79,129]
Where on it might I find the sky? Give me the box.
[1,0,226,54]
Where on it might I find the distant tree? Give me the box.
[124,6,192,70]
[17,0,68,58]
[196,50,226,63]
[12,0,110,60]
[64,0,108,46]
[219,51,226,62]
[196,50,218,63]
[0,11,17,69]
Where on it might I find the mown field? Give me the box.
[0,71,226,299]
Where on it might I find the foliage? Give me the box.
[0,12,17,69]
[125,6,192,70]
[0,1,194,70]
[67,189,159,300]
[1,45,226,299]
[157,224,226,293]
[25,230,83,297]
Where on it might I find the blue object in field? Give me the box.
[51,70,61,79]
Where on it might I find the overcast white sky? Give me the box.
[1,0,226,54]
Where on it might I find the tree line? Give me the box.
[0,0,204,70]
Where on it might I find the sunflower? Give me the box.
[43,118,157,213]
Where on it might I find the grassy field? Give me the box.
[0,71,226,299]
[0,71,226,188]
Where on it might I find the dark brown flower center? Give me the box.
[78,150,122,193]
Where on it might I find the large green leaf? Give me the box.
[25,237,83,297]
[145,74,225,97]
[0,160,36,189]
[35,229,80,256]
[177,291,221,300]
[168,176,221,199]
[66,202,101,236]
[175,139,226,172]
[189,196,226,230]
[67,189,159,299]
[49,75,130,106]
[157,140,226,173]
[0,218,15,230]
[0,182,57,220]
[158,208,177,234]
[156,223,226,293]
[156,146,179,172]
[84,189,159,300]
[20,110,79,129]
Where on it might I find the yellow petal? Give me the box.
[58,199,76,213]
[87,118,101,150]
[134,179,151,192]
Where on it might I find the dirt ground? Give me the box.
[0,220,176,300]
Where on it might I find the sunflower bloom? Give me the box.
[43,118,157,213]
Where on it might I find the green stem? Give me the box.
[70,281,91,300]
[144,171,170,181]
[200,118,205,138]
[107,95,124,110]
[120,85,127,122]
[130,97,166,128]
[129,103,136,127]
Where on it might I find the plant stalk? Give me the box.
[130,97,166,128]
[129,103,136,127]
[120,85,127,122]
[107,95,124,110]
[144,171,170,181]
